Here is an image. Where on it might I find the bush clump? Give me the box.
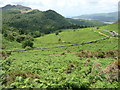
[22,40,33,48]
[25,46,33,50]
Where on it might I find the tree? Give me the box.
[55,32,59,35]
[16,35,25,43]
[7,34,15,41]
[22,40,33,48]
[58,38,62,42]
[32,31,41,38]
[97,27,100,29]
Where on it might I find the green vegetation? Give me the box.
[2,4,107,35]
[1,4,119,89]
[1,23,119,88]
[22,40,33,48]
[100,23,119,33]
[2,8,70,34]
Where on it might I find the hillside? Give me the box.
[2,4,31,10]
[1,23,119,88]
[2,4,109,35]
[2,23,119,51]
[2,5,70,34]
[100,23,119,33]
[67,18,107,26]
[1,4,119,89]
[72,12,118,23]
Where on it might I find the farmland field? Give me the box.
[1,24,119,89]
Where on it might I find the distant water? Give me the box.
[71,18,115,24]
[103,22,114,24]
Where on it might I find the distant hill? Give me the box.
[72,12,118,23]
[2,5,70,34]
[2,4,31,10]
[67,18,107,26]
[2,4,109,35]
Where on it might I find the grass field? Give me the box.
[100,23,119,33]
[34,28,105,48]
[3,27,106,50]
[1,24,119,88]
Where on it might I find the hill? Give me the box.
[3,23,119,51]
[67,18,107,26]
[1,4,119,89]
[72,12,118,23]
[1,23,119,88]
[2,5,70,34]
[2,4,109,35]
[1,4,31,10]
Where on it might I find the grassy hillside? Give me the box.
[1,23,119,88]
[2,37,22,50]
[34,28,105,48]
[100,23,119,33]
[2,27,106,51]
[1,4,119,89]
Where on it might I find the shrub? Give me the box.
[59,30,62,32]
[22,40,33,48]
[1,51,10,59]
[55,32,59,35]
[1,45,6,49]
[32,31,41,38]
[16,35,25,43]
[7,34,15,41]
[58,38,61,42]
[3,33,7,37]
[25,46,32,50]
[25,35,34,41]
[16,35,34,43]
[97,27,100,29]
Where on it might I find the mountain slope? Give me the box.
[72,12,118,22]
[2,5,70,34]
[2,4,109,35]
[67,18,107,26]
[2,4,31,10]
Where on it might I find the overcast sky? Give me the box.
[0,0,119,17]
